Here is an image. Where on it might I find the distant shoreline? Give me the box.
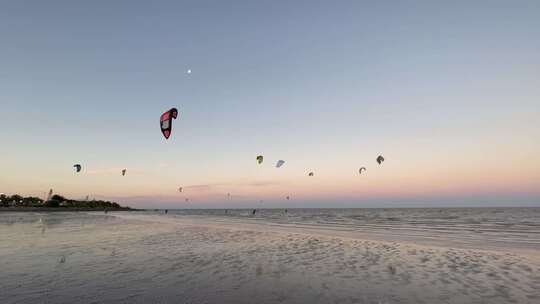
[0,207,137,212]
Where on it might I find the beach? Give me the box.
[1,209,539,303]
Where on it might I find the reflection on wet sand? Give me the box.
[0,210,539,304]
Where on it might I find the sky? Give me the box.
[1,1,539,208]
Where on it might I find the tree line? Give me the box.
[0,193,129,209]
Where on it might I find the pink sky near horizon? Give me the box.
[3,137,538,208]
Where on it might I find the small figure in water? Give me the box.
[225,209,228,214]
[165,209,168,214]
[252,209,257,215]
[104,209,108,214]
[284,209,288,214]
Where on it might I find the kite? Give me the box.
[276,160,285,168]
[160,108,179,139]
[376,155,385,165]
[308,172,314,176]
[178,187,183,193]
[122,169,126,176]
[256,155,264,164]
[359,167,366,174]
[73,164,81,173]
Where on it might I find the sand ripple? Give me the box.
[0,212,539,303]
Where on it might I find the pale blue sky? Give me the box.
[1,1,539,208]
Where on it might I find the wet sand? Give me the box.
[1,211,539,303]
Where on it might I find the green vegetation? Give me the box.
[0,193,130,210]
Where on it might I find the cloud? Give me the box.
[85,167,143,176]
[183,180,282,191]
[248,181,280,187]
[184,183,225,190]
